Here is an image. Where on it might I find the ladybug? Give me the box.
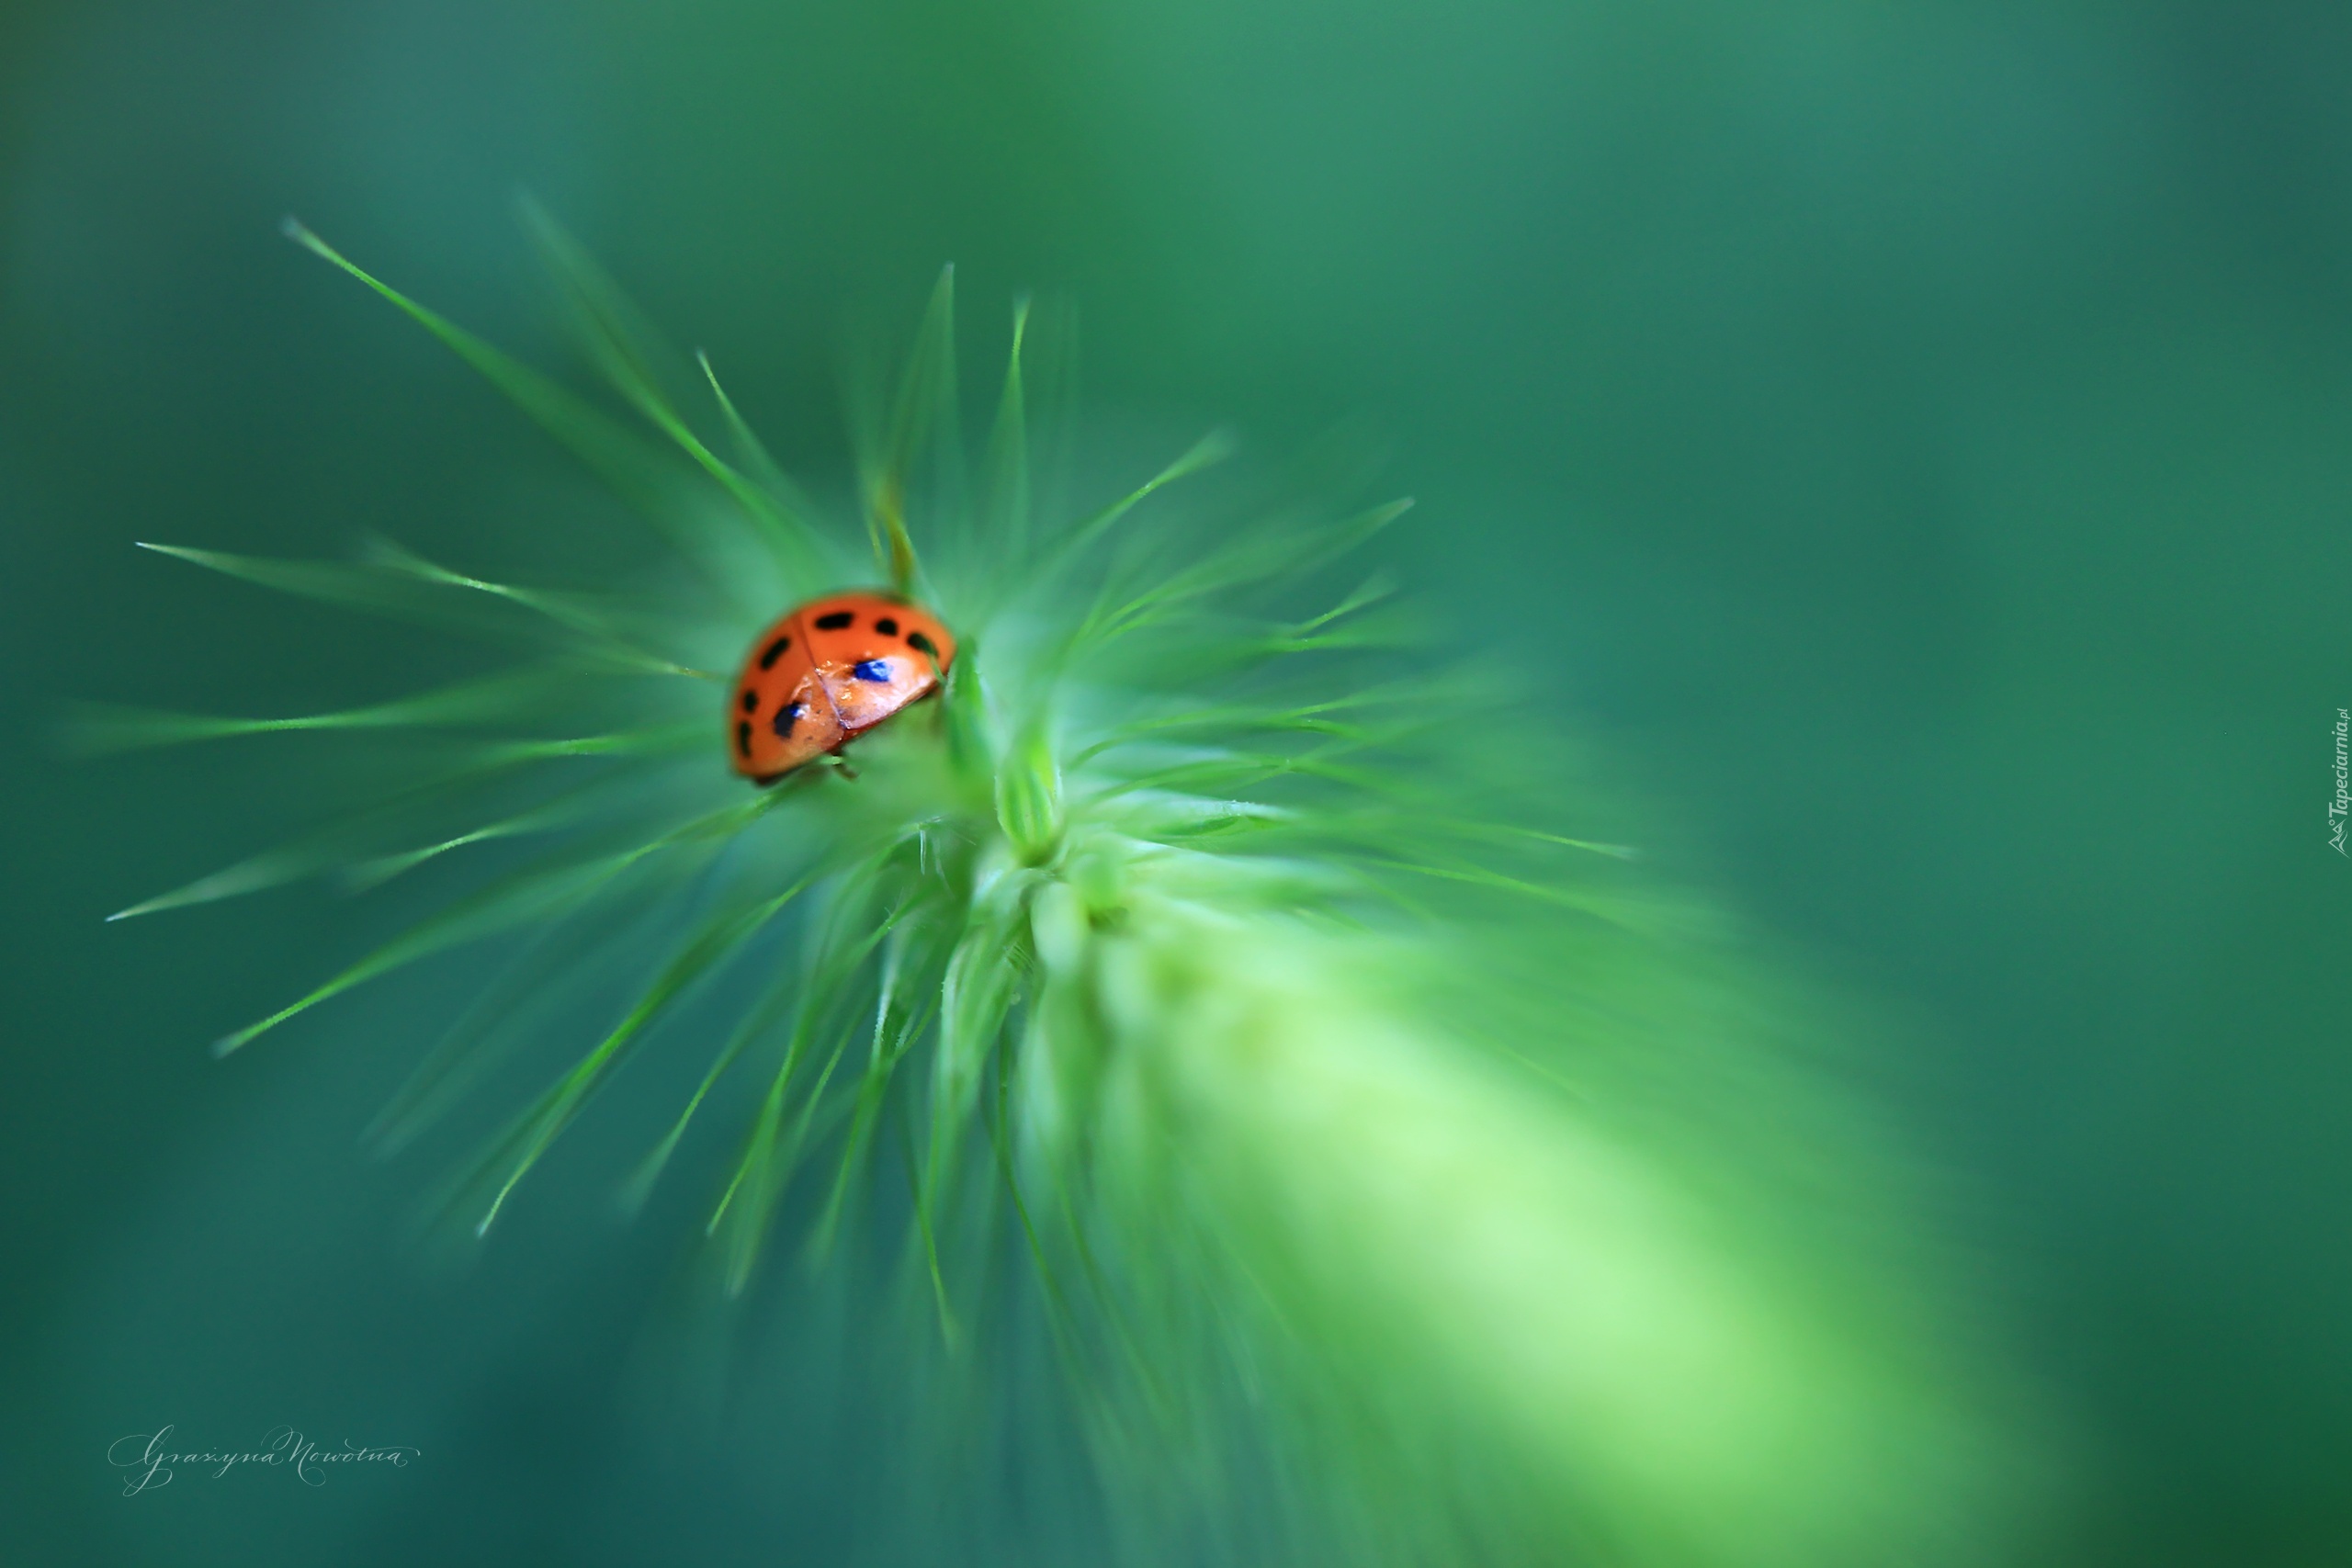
[729,590,958,781]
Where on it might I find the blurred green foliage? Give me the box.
[2,2,2346,1564]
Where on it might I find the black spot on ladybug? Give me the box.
[773,701,806,739]
[853,660,892,682]
[907,631,939,660]
[740,690,758,713]
[735,720,752,757]
[758,636,791,670]
[874,616,899,637]
[814,611,854,630]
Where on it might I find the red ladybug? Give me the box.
[729,591,957,781]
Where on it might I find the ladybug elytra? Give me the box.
[729,591,957,781]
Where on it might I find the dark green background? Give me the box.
[3,2,2346,1563]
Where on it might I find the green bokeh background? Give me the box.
[2,3,2345,1563]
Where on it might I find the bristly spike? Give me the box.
[863,264,956,595]
[521,197,833,589]
[978,295,1034,574]
[132,539,707,675]
[1052,427,1233,568]
[696,347,830,538]
[128,230,2021,1564]
[283,217,759,612]
[466,868,823,1236]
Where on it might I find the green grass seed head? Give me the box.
[106,211,2031,1563]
